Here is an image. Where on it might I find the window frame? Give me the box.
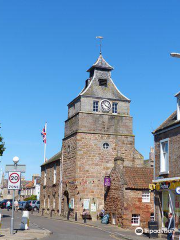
[142,191,150,203]
[93,101,99,112]
[131,214,140,226]
[160,138,169,175]
[44,167,46,186]
[54,164,57,184]
[112,102,118,114]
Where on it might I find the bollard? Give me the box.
[20,211,29,230]
[75,212,77,221]
[50,210,52,218]
[84,214,87,223]
[67,210,70,220]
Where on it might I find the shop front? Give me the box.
[151,178,180,229]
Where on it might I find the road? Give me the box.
[0,209,118,240]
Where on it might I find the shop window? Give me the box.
[93,101,99,112]
[112,103,118,114]
[160,139,169,174]
[53,195,56,209]
[131,214,140,226]
[142,191,150,202]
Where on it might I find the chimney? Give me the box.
[114,156,124,170]
[175,91,180,121]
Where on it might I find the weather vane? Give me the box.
[96,36,103,55]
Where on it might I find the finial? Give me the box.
[96,36,103,55]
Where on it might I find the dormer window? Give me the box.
[99,79,107,87]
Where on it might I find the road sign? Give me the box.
[8,171,21,190]
[5,164,26,173]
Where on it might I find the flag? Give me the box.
[41,125,46,144]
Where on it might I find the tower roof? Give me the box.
[87,54,114,72]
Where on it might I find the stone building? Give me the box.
[40,151,61,214]
[61,53,144,220]
[104,157,154,228]
[152,91,180,229]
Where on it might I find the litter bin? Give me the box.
[148,221,158,238]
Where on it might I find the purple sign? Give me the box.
[104,177,111,187]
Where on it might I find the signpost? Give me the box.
[5,157,26,234]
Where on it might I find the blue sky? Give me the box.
[0,0,180,179]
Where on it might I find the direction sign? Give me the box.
[5,165,26,173]
[8,171,21,190]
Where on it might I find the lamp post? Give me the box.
[10,156,19,234]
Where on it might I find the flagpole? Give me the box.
[44,122,47,163]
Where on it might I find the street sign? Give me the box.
[8,171,21,190]
[5,164,26,173]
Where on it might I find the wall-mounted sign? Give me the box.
[83,199,90,210]
[91,203,97,212]
[104,177,111,187]
[176,187,180,195]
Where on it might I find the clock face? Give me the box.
[101,100,111,112]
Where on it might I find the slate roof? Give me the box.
[87,54,114,72]
[153,111,179,134]
[41,151,61,167]
[124,167,153,189]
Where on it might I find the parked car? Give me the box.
[0,199,12,209]
[27,200,37,208]
[18,201,27,210]
[33,201,40,211]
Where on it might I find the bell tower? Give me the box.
[62,53,144,219]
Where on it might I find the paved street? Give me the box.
[0,209,119,240]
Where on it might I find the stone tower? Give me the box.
[62,54,144,219]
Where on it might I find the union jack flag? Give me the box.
[41,125,46,144]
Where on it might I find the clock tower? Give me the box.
[61,53,144,219]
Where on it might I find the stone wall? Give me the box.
[40,160,60,215]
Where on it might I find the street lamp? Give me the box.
[170,52,180,58]
[11,156,19,234]
[13,156,19,165]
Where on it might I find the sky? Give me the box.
[0,0,180,179]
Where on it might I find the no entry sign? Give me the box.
[8,172,21,190]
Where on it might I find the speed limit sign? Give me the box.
[8,172,21,190]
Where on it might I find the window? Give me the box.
[44,167,46,185]
[142,191,150,202]
[103,143,110,149]
[150,213,154,221]
[8,190,10,194]
[93,101,99,112]
[177,98,180,121]
[67,145,71,154]
[131,214,140,226]
[54,164,57,184]
[99,79,107,87]
[112,103,118,114]
[53,195,56,209]
[160,139,169,174]
[48,195,50,209]
[44,196,46,208]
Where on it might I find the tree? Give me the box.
[0,124,5,156]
